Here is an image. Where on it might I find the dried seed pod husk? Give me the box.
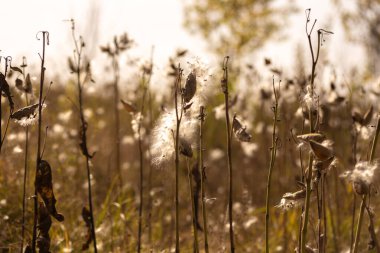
[81,206,93,251]
[121,99,137,113]
[11,103,39,120]
[313,156,335,173]
[232,117,252,142]
[36,160,65,222]
[0,73,14,110]
[282,189,306,201]
[363,105,374,125]
[353,179,369,195]
[179,138,193,157]
[309,140,333,161]
[183,72,196,103]
[297,133,326,143]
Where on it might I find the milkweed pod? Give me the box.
[183,71,197,103]
[232,116,252,142]
[309,140,333,161]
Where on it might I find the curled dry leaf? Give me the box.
[121,99,137,113]
[308,140,333,161]
[81,206,93,251]
[191,162,203,231]
[37,201,52,253]
[36,160,65,222]
[0,73,14,110]
[179,138,193,157]
[68,57,78,73]
[232,116,252,142]
[79,122,94,159]
[183,72,196,103]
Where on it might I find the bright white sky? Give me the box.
[0,0,365,82]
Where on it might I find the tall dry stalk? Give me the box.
[352,114,380,253]
[301,10,332,253]
[68,20,97,253]
[100,34,133,190]
[186,158,199,253]
[31,30,49,253]
[136,61,152,253]
[221,56,235,252]
[265,78,279,253]
[174,66,183,253]
[199,105,209,253]
[20,57,30,252]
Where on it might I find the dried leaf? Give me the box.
[36,160,64,222]
[191,162,203,231]
[81,206,93,251]
[37,202,52,253]
[10,66,23,74]
[179,138,193,157]
[232,117,252,142]
[121,99,137,113]
[68,57,77,73]
[0,73,14,110]
[183,72,196,103]
[79,122,95,158]
[309,140,333,161]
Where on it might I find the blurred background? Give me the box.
[1,0,380,252]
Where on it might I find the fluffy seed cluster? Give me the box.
[341,161,379,195]
[151,57,212,168]
[276,189,306,210]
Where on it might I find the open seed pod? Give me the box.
[309,140,333,161]
[179,138,193,157]
[232,116,252,142]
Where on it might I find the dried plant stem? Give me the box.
[112,56,123,189]
[199,106,209,253]
[20,60,30,253]
[186,158,199,253]
[301,154,314,253]
[353,115,380,253]
[265,79,279,253]
[69,22,97,252]
[137,63,152,253]
[32,31,49,253]
[221,56,235,253]
[174,67,183,253]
